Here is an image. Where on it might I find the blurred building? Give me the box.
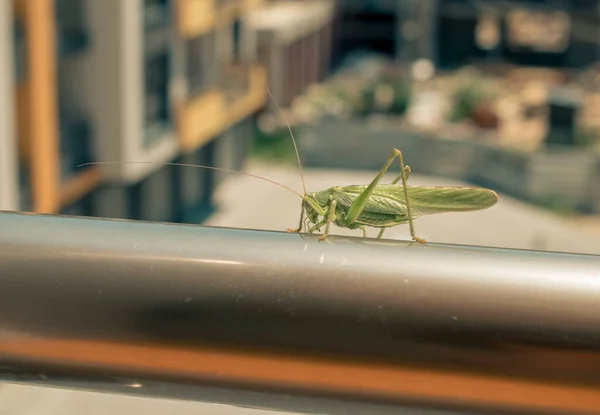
[328,0,600,71]
[0,1,17,211]
[247,0,335,110]
[1,0,268,224]
[420,0,600,70]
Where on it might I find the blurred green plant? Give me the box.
[574,128,599,148]
[249,123,299,164]
[449,82,488,123]
[355,78,411,117]
[532,195,578,216]
[389,82,412,115]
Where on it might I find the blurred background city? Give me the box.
[1,0,600,413]
[1,0,600,252]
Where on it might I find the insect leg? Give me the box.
[308,218,327,233]
[377,229,385,238]
[344,149,398,225]
[345,149,425,244]
[318,199,337,242]
[287,201,305,233]
[395,150,425,244]
[391,165,411,185]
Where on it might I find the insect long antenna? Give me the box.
[266,88,307,196]
[77,161,305,200]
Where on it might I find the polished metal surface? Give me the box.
[1,210,600,414]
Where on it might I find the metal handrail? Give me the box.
[1,210,600,414]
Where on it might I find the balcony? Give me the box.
[176,0,252,37]
[177,64,266,151]
[218,61,251,104]
[227,63,267,122]
[177,88,226,151]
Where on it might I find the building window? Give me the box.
[13,21,26,82]
[144,51,171,146]
[55,0,89,56]
[128,165,175,222]
[187,32,217,96]
[171,141,215,223]
[58,107,93,182]
[144,0,170,29]
[232,19,242,62]
[506,8,571,53]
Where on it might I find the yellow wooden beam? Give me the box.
[176,0,216,38]
[226,64,267,124]
[59,166,102,209]
[177,88,227,151]
[177,0,251,38]
[21,0,60,213]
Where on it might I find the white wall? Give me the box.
[0,0,18,210]
[78,0,178,185]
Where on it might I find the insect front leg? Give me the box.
[345,148,426,244]
[287,201,305,233]
[318,199,337,242]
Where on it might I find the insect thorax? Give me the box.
[303,190,332,223]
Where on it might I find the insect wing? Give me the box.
[334,185,497,217]
[404,185,499,215]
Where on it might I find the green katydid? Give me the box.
[79,94,498,244]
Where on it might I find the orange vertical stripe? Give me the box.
[23,0,60,213]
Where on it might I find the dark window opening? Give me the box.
[144,51,171,146]
[55,0,89,56]
[232,19,242,62]
[171,141,216,223]
[144,0,170,29]
[187,32,217,96]
[58,106,93,182]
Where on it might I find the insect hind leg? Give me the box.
[394,149,425,244]
[391,165,411,185]
[345,148,426,244]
